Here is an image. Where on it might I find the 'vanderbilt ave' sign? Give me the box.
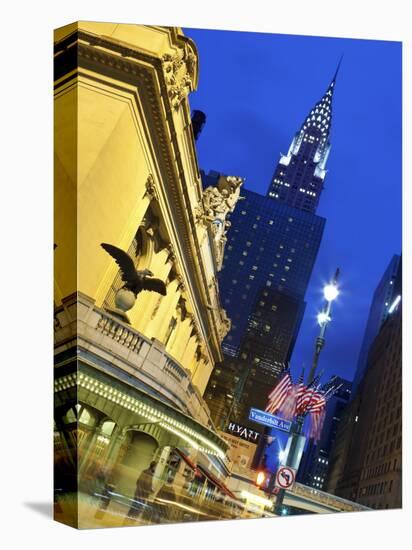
[226,421,261,443]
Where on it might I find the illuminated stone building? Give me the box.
[54,22,243,527]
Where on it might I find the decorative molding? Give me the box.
[218,308,232,341]
[165,242,176,264]
[176,273,186,292]
[144,174,158,201]
[201,175,244,271]
[68,32,224,363]
[162,47,195,110]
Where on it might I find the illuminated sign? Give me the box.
[249,408,292,432]
[226,421,261,443]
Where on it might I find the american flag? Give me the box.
[306,388,326,413]
[306,383,327,441]
[308,407,326,442]
[296,374,320,415]
[294,368,306,415]
[266,368,292,415]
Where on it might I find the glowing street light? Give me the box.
[307,268,340,384]
[256,471,266,487]
[323,283,339,302]
[317,311,331,326]
[278,449,287,464]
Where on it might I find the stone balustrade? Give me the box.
[54,293,215,429]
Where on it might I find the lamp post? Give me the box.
[274,268,340,515]
[307,268,340,385]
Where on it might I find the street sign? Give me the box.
[248,408,292,432]
[275,466,296,490]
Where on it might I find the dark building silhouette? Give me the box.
[204,68,340,430]
[218,188,325,356]
[298,376,352,489]
[327,258,402,509]
[352,254,401,395]
[191,110,206,141]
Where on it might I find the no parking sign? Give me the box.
[275,466,296,489]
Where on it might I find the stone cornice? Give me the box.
[54,27,223,364]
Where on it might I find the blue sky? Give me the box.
[184,27,402,384]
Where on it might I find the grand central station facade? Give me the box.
[53,22,260,527]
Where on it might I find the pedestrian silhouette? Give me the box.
[124,461,157,524]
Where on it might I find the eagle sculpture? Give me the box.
[101,243,167,297]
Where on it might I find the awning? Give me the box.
[196,464,238,501]
[174,448,198,472]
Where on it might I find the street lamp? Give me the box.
[307,268,340,385]
[274,269,341,516]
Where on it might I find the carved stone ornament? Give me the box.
[176,273,186,292]
[218,308,232,341]
[162,47,195,110]
[166,243,176,264]
[201,175,244,271]
[144,174,158,201]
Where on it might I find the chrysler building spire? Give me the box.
[267,61,341,213]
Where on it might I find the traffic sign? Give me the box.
[275,466,296,490]
[248,408,292,432]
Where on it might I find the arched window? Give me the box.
[78,407,97,427]
[101,420,115,437]
[62,407,77,424]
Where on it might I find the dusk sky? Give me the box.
[184,27,402,384]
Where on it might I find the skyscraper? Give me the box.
[205,67,340,429]
[267,62,340,213]
[352,254,401,394]
[218,188,325,356]
[327,256,402,508]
